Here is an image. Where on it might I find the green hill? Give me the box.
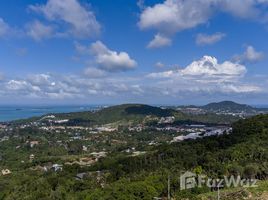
[53,104,174,125]
[202,100,256,113]
[46,104,238,126]
[88,114,268,199]
[14,103,239,126]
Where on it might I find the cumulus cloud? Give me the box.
[27,74,53,86]
[139,0,212,33]
[6,80,41,97]
[0,66,264,102]
[218,0,264,19]
[149,56,246,79]
[90,41,137,72]
[0,73,146,100]
[196,32,226,45]
[234,45,264,63]
[139,0,268,46]
[84,67,106,78]
[146,55,259,96]
[181,56,246,77]
[26,20,54,41]
[147,34,172,48]
[29,0,100,39]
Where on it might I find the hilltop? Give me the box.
[202,100,257,113]
[52,104,174,125]
[177,100,266,117]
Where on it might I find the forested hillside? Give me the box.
[1,114,268,199]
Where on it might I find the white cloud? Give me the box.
[0,67,264,102]
[244,46,264,62]
[0,18,10,37]
[6,80,41,94]
[84,67,106,78]
[149,56,246,79]
[0,73,146,100]
[147,34,172,48]
[26,20,54,41]
[220,84,262,93]
[139,0,212,33]
[90,41,137,72]
[146,55,258,96]
[27,74,52,86]
[196,32,226,45]
[218,0,261,19]
[139,0,268,46]
[181,56,246,77]
[234,45,264,63]
[29,0,100,39]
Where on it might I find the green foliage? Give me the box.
[1,114,268,199]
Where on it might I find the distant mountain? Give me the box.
[202,101,257,113]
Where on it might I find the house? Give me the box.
[0,124,6,129]
[52,164,63,172]
[90,151,107,160]
[29,154,35,160]
[82,146,88,151]
[158,116,175,124]
[30,141,39,148]
[1,169,11,176]
[75,172,87,180]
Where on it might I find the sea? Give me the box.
[0,105,104,122]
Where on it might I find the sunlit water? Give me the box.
[0,105,103,122]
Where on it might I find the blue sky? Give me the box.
[0,0,268,105]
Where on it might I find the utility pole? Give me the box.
[168,175,171,200]
[217,180,220,200]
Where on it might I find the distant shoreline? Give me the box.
[0,105,105,122]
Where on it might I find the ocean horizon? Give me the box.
[0,105,105,122]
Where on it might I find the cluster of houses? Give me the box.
[176,107,206,115]
[158,116,175,124]
[0,136,9,142]
[0,124,7,130]
[31,163,63,172]
[171,126,232,142]
[65,151,107,166]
